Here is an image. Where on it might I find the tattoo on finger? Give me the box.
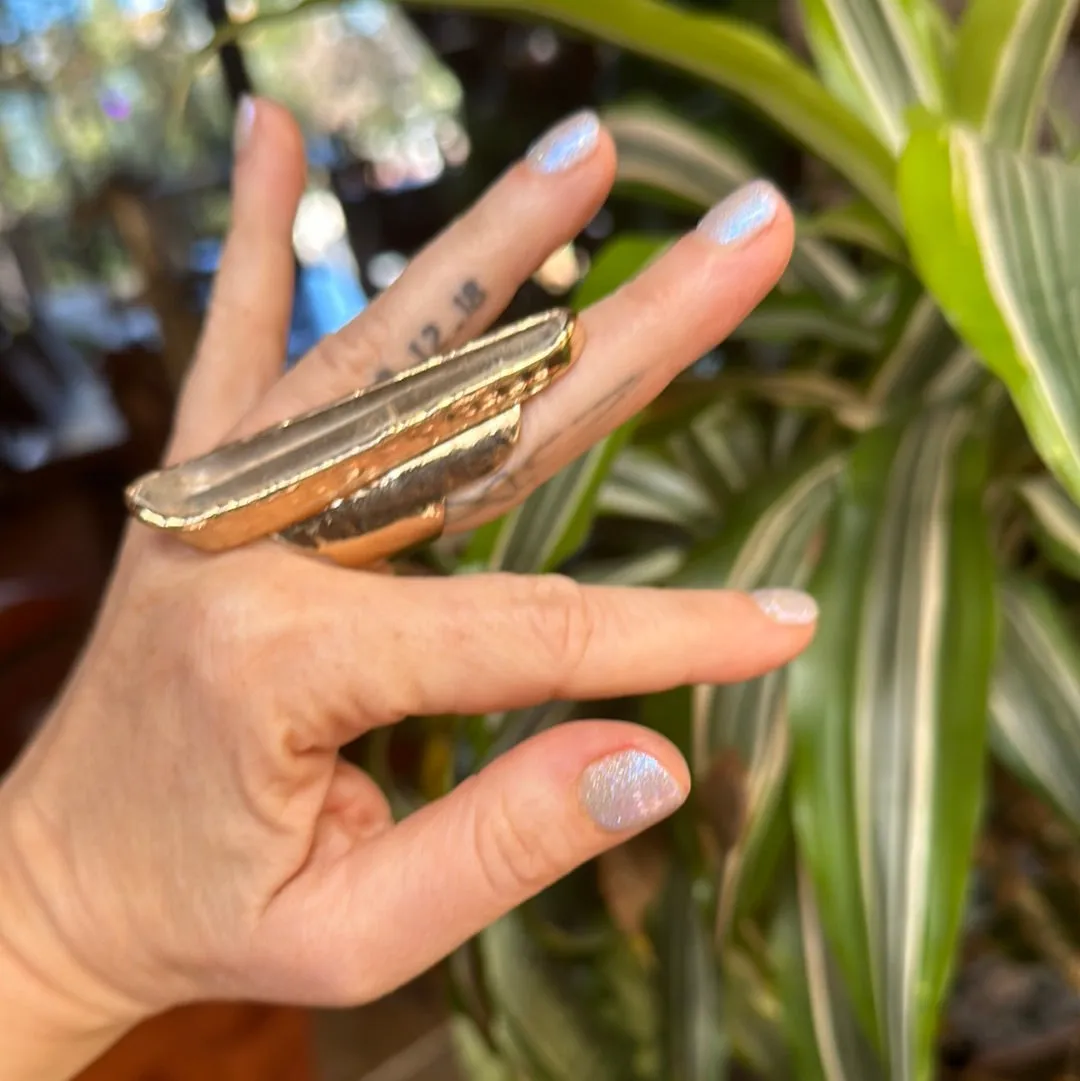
[406,278,488,364]
[447,371,642,522]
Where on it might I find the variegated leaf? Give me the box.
[801,200,908,262]
[991,577,1080,828]
[953,0,1079,151]
[900,118,1080,506]
[865,294,957,407]
[1016,474,1080,579]
[773,864,886,1081]
[603,102,867,303]
[735,295,885,354]
[574,548,688,587]
[480,912,630,1080]
[714,371,878,431]
[668,401,768,500]
[675,453,845,934]
[653,867,726,1081]
[724,947,793,1081]
[598,446,720,533]
[451,1015,517,1081]
[401,0,897,219]
[799,0,948,153]
[790,408,996,1080]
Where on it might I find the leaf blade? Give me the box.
[1017,474,1080,578]
[401,0,898,221]
[953,0,1080,150]
[800,0,947,153]
[603,102,873,303]
[676,453,845,932]
[900,117,1080,505]
[790,409,997,1079]
[990,577,1080,829]
[653,867,727,1081]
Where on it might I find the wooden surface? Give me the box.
[76,1004,314,1081]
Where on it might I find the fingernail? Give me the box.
[697,180,780,246]
[579,749,686,832]
[526,110,601,174]
[234,95,256,156]
[751,588,819,625]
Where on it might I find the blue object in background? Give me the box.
[289,261,369,364]
[188,238,369,368]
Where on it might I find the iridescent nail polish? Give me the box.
[752,588,819,625]
[526,110,601,174]
[234,95,256,156]
[579,749,686,832]
[697,180,781,246]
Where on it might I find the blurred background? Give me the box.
[8,2,1080,1080]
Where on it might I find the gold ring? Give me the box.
[125,309,582,566]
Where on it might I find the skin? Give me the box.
[0,100,809,1080]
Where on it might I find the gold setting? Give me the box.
[125,309,581,564]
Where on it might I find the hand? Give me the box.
[0,101,813,1079]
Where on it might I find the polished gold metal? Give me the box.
[125,309,581,561]
[277,407,520,567]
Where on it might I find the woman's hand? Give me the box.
[0,101,813,1079]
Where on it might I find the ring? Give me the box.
[125,309,582,566]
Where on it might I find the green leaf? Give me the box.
[401,0,898,222]
[801,200,909,262]
[734,294,885,354]
[724,947,793,1080]
[574,233,669,309]
[604,102,755,208]
[1016,474,1080,578]
[652,867,726,1081]
[799,0,947,153]
[481,912,630,1081]
[668,401,768,500]
[603,102,870,303]
[900,118,1080,506]
[480,700,576,767]
[925,348,986,405]
[713,370,878,430]
[772,865,887,1081]
[990,577,1080,829]
[451,1015,517,1081]
[790,408,997,1079]
[953,0,1079,150]
[598,446,720,533]
[864,294,958,408]
[675,454,845,932]
[573,547,688,587]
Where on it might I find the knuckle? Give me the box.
[310,305,393,385]
[172,566,290,701]
[524,574,596,685]
[473,786,567,900]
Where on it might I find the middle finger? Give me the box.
[236,110,615,435]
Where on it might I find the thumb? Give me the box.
[310,722,689,1000]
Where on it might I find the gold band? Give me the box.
[125,309,581,565]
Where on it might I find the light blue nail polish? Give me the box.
[697,180,781,246]
[526,110,601,174]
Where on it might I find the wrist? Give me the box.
[0,768,139,1080]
